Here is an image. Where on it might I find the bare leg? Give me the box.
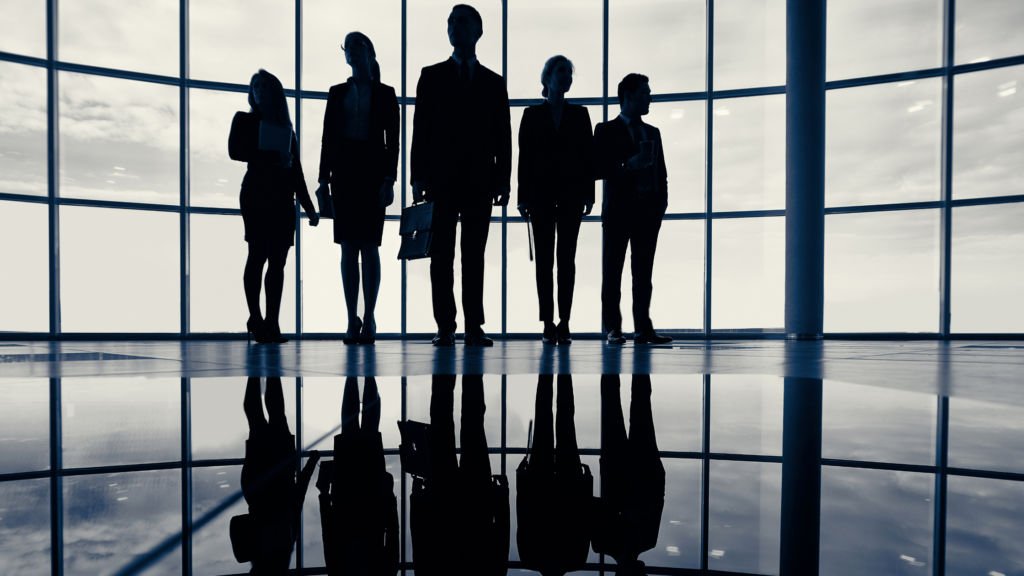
[243,244,270,322]
[340,240,361,326]
[263,246,290,334]
[359,242,381,333]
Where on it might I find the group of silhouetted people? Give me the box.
[230,4,674,347]
[231,374,664,576]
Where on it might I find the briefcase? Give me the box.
[398,201,435,260]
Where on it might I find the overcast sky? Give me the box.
[0,0,1022,334]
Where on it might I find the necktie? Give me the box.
[460,59,471,90]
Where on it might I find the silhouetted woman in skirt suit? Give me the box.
[229,69,319,343]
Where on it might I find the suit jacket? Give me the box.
[318,81,400,185]
[411,58,512,201]
[517,101,596,208]
[593,116,669,222]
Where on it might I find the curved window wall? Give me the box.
[0,0,1022,337]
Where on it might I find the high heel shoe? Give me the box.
[265,320,289,344]
[359,318,376,345]
[246,317,271,344]
[343,317,362,345]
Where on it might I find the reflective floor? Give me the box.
[1,341,1023,576]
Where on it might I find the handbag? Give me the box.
[398,201,435,260]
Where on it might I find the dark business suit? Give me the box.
[318,81,400,246]
[411,58,512,333]
[517,102,595,323]
[594,116,669,333]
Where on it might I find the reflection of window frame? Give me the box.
[0,0,1021,340]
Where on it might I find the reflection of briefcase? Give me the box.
[398,202,435,260]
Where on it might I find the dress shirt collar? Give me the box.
[451,52,478,76]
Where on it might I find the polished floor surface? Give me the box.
[1,339,1023,406]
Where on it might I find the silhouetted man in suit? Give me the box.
[411,4,512,347]
[594,74,673,345]
[408,375,510,575]
[593,374,666,576]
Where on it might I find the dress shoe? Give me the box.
[464,328,494,347]
[358,317,376,345]
[634,328,673,344]
[541,321,557,345]
[343,317,362,345]
[556,320,572,345]
[432,330,456,346]
[265,321,289,344]
[606,329,626,345]
[246,316,271,344]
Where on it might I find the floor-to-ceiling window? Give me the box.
[0,0,1021,338]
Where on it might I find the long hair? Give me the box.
[540,55,574,98]
[345,31,381,82]
[248,69,293,134]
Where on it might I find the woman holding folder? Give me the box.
[517,56,596,345]
[229,69,319,344]
[314,32,400,345]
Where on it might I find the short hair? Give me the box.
[452,4,483,29]
[617,73,650,107]
[540,55,574,98]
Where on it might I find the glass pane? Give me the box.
[403,375,502,449]
[953,65,1024,201]
[711,94,785,212]
[826,0,942,81]
[0,0,46,58]
[0,62,48,197]
[301,377,402,452]
[610,0,705,95]
[825,79,942,208]
[709,375,783,456]
[191,465,247,576]
[189,88,249,209]
[955,0,1024,65]
[190,0,294,87]
[649,459,702,569]
[301,220,401,334]
[707,461,782,575]
[504,374,602,450]
[0,478,50,576]
[948,396,1024,475]
[712,0,786,92]
[60,206,179,333]
[824,210,939,333]
[951,203,1024,333]
[407,0,502,93]
[298,97,402,217]
[59,72,179,204]
[59,0,178,75]
[711,217,785,331]
[302,0,401,93]
[0,379,49,474]
[301,454,402,570]
[405,221,502,334]
[63,469,182,575]
[508,0,602,99]
[649,219,704,331]
[650,101,705,214]
[822,381,936,465]
[820,468,934,575]
[946,476,1024,576]
[0,201,49,332]
[191,377,297,461]
[61,378,180,469]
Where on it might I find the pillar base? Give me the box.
[786,333,823,340]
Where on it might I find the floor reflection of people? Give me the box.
[233,377,319,575]
[409,374,510,575]
[594,374,665,576]
[316,377,399,575]
[516,374,593,575]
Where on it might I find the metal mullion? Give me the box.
[703,0,714,337]
[400,376,407,576]
[50,378,63,576]
[295,0,303,340]
[501,0,508,338]
[400,0,408,336]
[933,396,950,576]
[501,374,507,476]
[47,0,60,339]
[181,378,192,576]
[939,0,955,337]
[180,0,190,339]
[600,0,607,343]
[700,374,711,572]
